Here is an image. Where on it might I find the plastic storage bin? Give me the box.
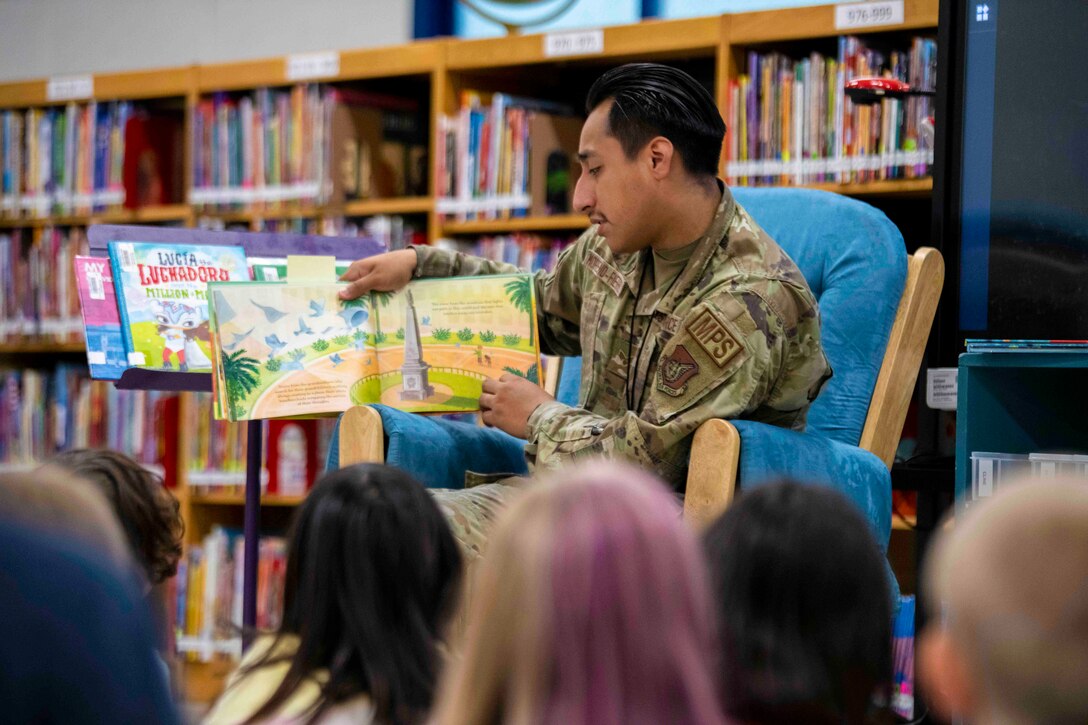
[1029,452,1083,479]
[970,452,1030,501]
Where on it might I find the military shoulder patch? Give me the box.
[684,305,745,368]
[656,344,700,397]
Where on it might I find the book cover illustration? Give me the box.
[108,242,250,372]
[73,255,128,380]
[208,274,539,421]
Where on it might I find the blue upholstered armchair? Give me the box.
[329,188,943,551]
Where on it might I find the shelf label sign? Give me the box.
[544,29,604,58]
[926,368,958,411]
[46,74,94,101]
[285,51,340,81]
[834,0,904,30]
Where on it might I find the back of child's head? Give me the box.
[0,468,131,573]
[47,448,183,585]
[921,477,1088,725]
[436,461,724,725]
[248,463,462,724]
[702,480,892,725]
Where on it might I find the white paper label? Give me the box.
[1040,461,1057,479]
[976,457,994,498]
[285,51,340,81]
[926,368,958,411]
[87,351,107,365]
[835,0,905,29]
[46,75,94,101]
[128,352,145,366]
[544,29,604,58]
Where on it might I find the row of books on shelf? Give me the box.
[185,392,334,495]
[436,92,581,221]
[191,86,427,210]
[0,227,85,342]
[965,339,1088,353]
[0,364,175,481]
[434,232,576,273]
[173,526,286,661]
[723,35,936,186]
[0,103,182,218]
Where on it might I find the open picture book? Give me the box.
[208,274,540,421]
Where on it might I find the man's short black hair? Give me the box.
[586,62,725,177]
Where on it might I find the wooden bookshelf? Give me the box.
[0,204,192,229]
[0,65,194,107]
[442,213,588,236]
[729,0,939,44]
[0,341,85,354]
[446,16,722,70]
[189,492,307,507]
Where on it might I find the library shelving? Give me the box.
[0,0,940,703]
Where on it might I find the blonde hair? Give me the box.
[925,477,1088,724]
[435,462,723,725]
[0,469,132,573]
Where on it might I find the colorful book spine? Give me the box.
[724,34,937,186]
[73,255,127,379]
[0,227,87,343]
[0,364,176,478]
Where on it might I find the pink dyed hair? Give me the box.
[436,462,724,725]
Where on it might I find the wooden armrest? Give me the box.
[683,418,741,529]
[337,406,385,467]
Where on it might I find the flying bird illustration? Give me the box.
[329,353,344,367]
[252,301,288,323]
[320,326,337,335]
[421,315,431,326]
[222,327,254,352]
[264,334,287,357]
[308,299,325,317]
[294,317,314,336]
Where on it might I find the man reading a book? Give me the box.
[339,63,831,558]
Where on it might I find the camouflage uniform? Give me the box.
[416,185,831,560]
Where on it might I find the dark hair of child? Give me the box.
[703,480,892,725]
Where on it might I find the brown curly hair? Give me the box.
[50,449,184,585]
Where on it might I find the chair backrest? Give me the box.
[547,189,936,461]
[732,187,906,448]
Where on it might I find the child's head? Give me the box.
[247,463,462,724]
[47,449,183,586]
[436,462,723,725]
[703,480,892,725]
[920,478,1088,725]
[0,468,131,572]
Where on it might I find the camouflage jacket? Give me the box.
[414,186,832,489]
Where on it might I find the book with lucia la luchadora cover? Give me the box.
[208,274,540,420]
[108,241,250,372]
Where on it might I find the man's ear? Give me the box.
[646,136,674,179]
[918,628,978,723]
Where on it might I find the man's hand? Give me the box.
[479,373,555,439]
[338,249,418,300]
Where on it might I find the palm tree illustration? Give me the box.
[371,291,394,342]
[504,277,533,342]
[223,349,262,419]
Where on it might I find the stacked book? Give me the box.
[0,103,182,218]
[965,339,1088,353]
[436,92,582,221]
[191,86,427,211]
[435,233,576,272]
[724,35,937,186]
[174,526,287,661]
[0,363,175,480]
[0,227,86,343]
